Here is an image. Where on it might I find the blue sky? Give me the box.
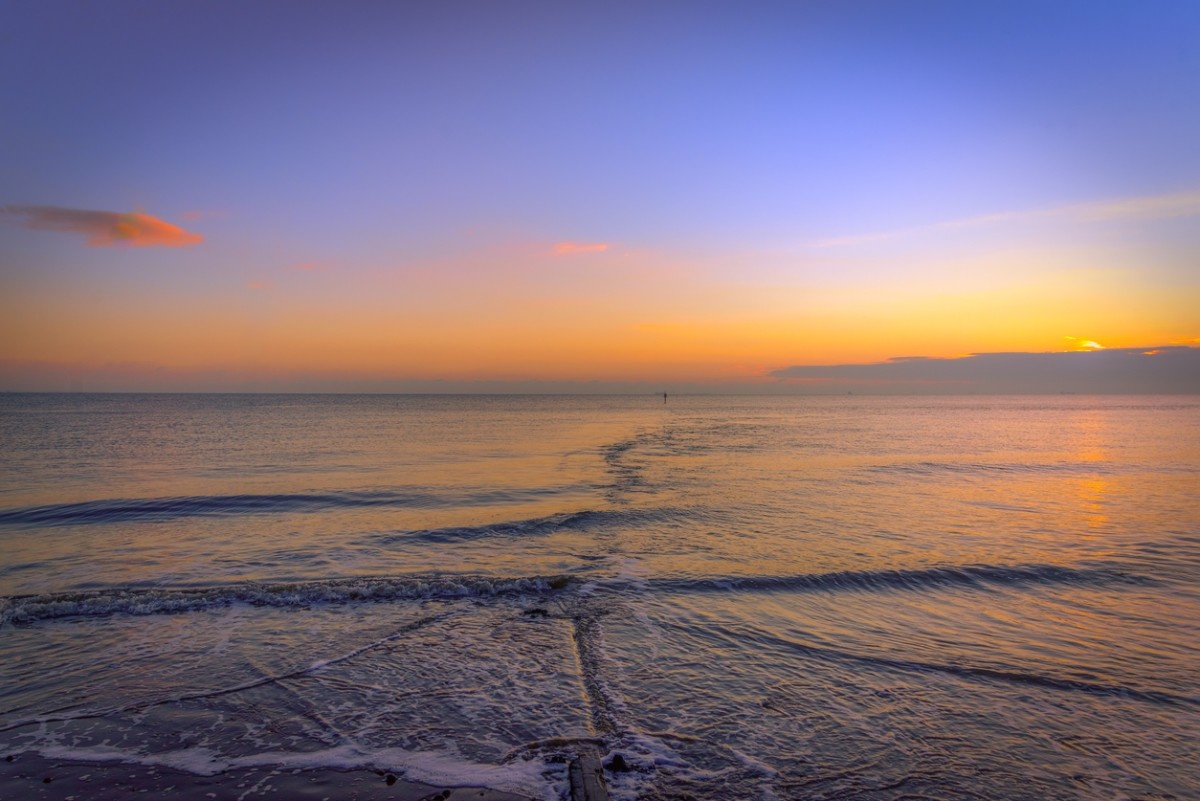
[2,1,1198,392]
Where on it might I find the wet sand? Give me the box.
[1,752,532,801]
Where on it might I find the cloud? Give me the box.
[179,209,225,222]
[553,241,609,256]
[813,189,1200,248]
[1,205,203,247]
[770,346,1200,394]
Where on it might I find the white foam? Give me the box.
[31,742,564,800]
[727,745,779,777]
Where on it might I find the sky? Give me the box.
[1,0,1198,393]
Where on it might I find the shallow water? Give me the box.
[1,393,1198,799]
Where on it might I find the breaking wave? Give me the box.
[0,574,572,625]
[1,563,1150,626]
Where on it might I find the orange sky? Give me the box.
[3,220,1195,391]
[2,4,1197,392]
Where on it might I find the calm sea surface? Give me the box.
[1,394,1198,800]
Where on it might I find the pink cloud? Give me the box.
[553,241,609,256]
[2,205,203,248]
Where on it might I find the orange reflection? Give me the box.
[1069,409,1111,537]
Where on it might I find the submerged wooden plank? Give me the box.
[568,754,609,801]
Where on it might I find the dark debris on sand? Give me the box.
[0,752,531,801]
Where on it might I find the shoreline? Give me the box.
[1,752,533,801]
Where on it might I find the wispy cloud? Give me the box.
[813,189,1200,248]
[553,241,609,256]
[1,205,203,247]
[179,209,224,222]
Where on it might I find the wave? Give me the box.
[737,626,1199,709]
[2,563,1149,626]
[864,460,1120,478]
[383,507,694,544]
[0,487,570,528]
[194,462,381,478]
[648,563,1151,596]
[0,574,572,625]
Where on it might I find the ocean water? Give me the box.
[1,393,1198,800]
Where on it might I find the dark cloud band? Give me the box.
[771,347,1200,394]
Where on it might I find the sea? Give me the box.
[0,393,1197,801]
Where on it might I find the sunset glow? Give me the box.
[2,2,1197,393]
